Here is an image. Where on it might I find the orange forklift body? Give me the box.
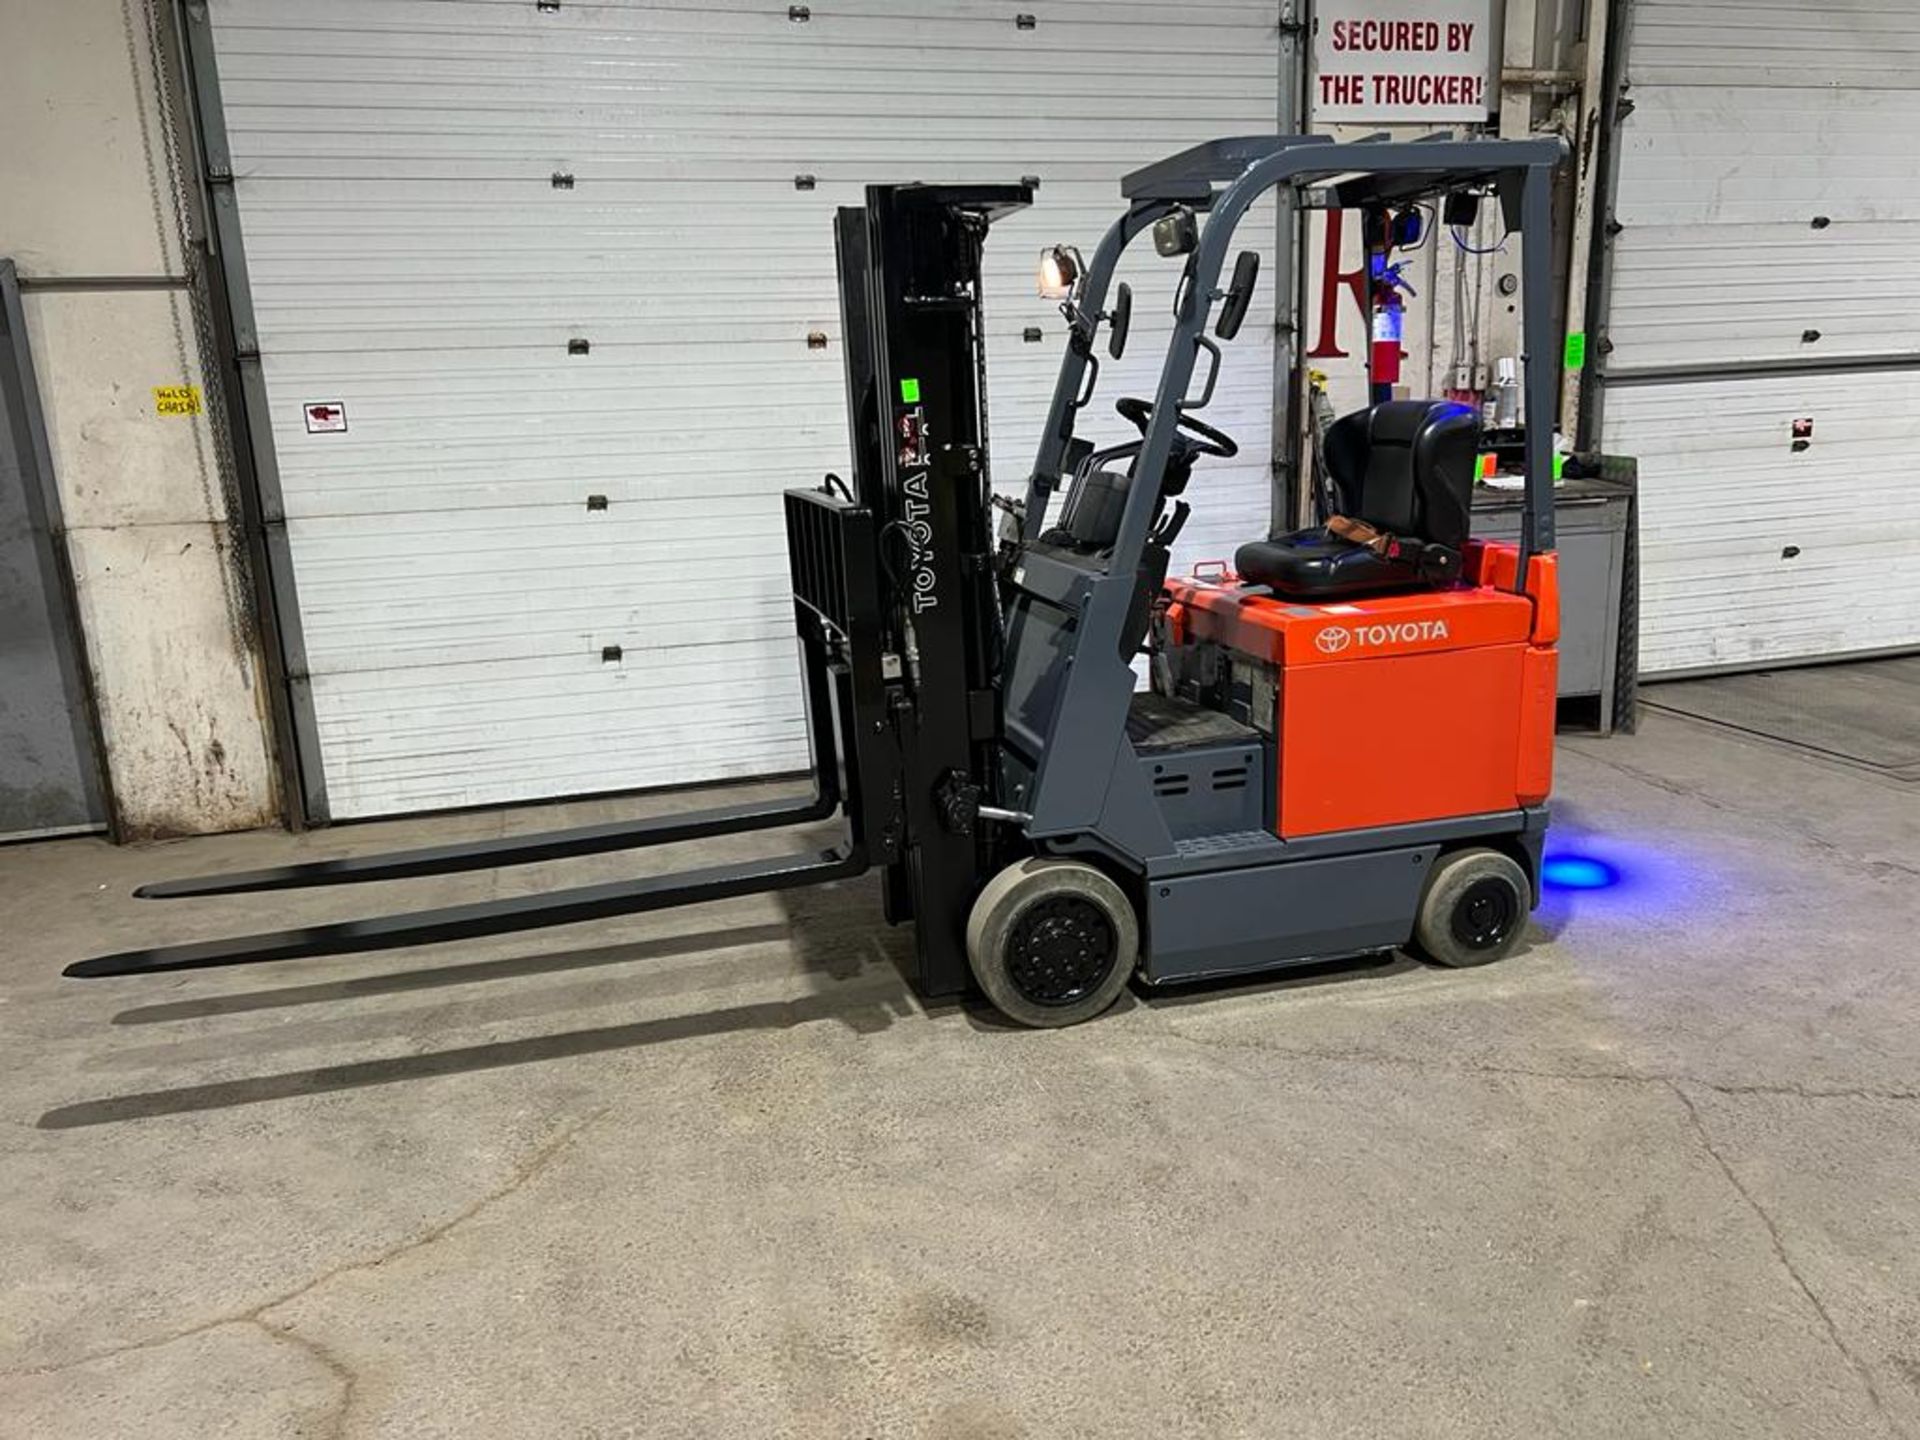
[1166,541,1559,839]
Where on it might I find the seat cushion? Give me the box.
[1236,529,1424,599]
[1048,468,1130,552]
[1323,399,1478,550]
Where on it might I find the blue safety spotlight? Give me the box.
[1540,854,1621,892]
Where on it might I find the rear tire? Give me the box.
[1411,847,1530,968]
[965,858,1138,1028]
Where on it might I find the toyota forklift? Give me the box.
[68,133,1568,1028]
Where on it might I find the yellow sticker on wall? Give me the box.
[153,385,203,416]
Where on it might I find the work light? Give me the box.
[1037,245,1082,299]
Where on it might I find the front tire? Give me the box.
[965,858,1138,1028]
[1411,847,1530,968]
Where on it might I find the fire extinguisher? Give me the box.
[1369,262,1414,406]
[1362,205,1420,406]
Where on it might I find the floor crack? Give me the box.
[246,1315,357,1440]
[1154,1018,1920,1106]
[1157,1023,1910,1430]
[1695,1080,1920,1104]
[1666,1079,1898,1434]
[1568,744,1730,807]
[3,1106,609,1387]
[252,1103,610,1322]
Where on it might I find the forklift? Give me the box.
[68,133,1568,1028]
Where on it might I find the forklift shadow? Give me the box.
[39,972,916,1131]
[1124,930,1559,1016]
[41,975,916,1131]
[43,898,924,1131]
[1127,949,1425,1014]
[106,922,799,1026]
[952,948,1460,1032]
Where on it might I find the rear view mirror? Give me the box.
[1108,282,1132,359]
[1214,250,1260,341]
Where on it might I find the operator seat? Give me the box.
[1235,399,1479,599]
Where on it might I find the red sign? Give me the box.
[303,401,347,434]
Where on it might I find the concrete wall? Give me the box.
[0,0,275,836]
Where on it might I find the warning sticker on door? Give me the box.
[153,385,203,416]
[303,401,348,434]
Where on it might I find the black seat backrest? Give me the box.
[1322,399,1480,550]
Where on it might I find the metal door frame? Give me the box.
[169,0,324,826]
[0,260,114,840]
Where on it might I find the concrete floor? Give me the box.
[2,709,1917,1439]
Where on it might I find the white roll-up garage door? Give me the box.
[201,0,1284,819]
[1597,0,1920,674]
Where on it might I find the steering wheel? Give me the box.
[1115,396,1238,459]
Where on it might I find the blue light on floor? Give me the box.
[1541,854,1621,891]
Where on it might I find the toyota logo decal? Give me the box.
[1314,625,1353,655]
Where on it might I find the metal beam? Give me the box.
[1557,0,1611,442]
[14,275,191,292]
[175,0,321,827]
[0,260,117,833]
[1273,0,1310,535]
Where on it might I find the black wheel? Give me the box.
[965,859,1138,1028]
[1411,848,1530,968]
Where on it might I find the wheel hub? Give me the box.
[1006,896,1117,1006]
[1451,876,1519,951]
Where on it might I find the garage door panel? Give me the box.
[243,280,1270,354]
[249,316,1274,387]
[226,124,1267,170]
[236,185,1267,360]
[211,52,1274,113]
[224,143,1249,185]
[294,513,799,671]
[219,0,1275,26]
[220,66,1265,111]
[1625,0,1920,88]
[215,1,1276,53]
[1602,370,1920,671]
[312,647,814,819]
[287,460,1274,676]
[209,0,1280,815]
[1615,88,1920,228]
[1608,75,1920,368]
[268,401,851,489]
[231,180,1224,222]
[1607,224,1920,369]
